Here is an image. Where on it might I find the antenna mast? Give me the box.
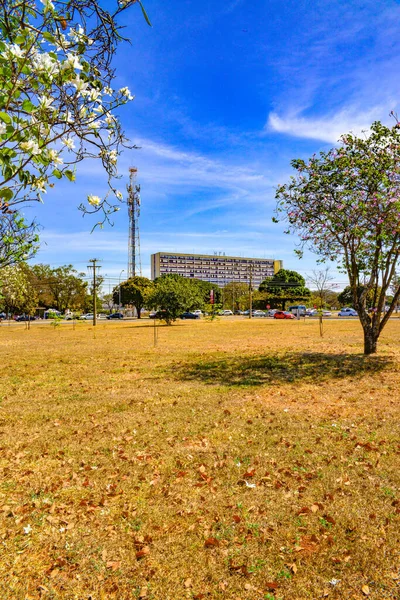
[127,167,142,278]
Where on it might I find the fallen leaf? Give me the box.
[265,581,279,591]
[362,585,370,596]
[136,546,150,559]
[204,537,219,548]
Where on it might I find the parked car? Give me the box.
[149,310,168,319]
[180,312,200,319]
[288,304,306,316]
[193,310,203,316]
[274,311,295,320]
[322,310,332,317]
[15,315,36,321]
[253,310,266,317]
[267,309,278,317]
[305,309,318,316]
[338,307,358,317]
[0,312,7,319]
[107,312,124,320]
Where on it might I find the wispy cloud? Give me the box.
[267,105,393,144]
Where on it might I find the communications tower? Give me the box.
[127,167,142,278]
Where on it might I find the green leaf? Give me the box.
[43,32,55,43]
[0,187,13,201]
[22,99,36,113]
[64,169,75,182]
[0,111,11,124]
[138,1,152,26]
[52,169,62,179]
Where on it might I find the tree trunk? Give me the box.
[363,327,378,355]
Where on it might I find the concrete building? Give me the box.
[151,252,283,288]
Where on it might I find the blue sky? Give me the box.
[24,0,400,289]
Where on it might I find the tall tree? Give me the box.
[259,269,310,309]
[222,282,248,311]
[114,276,153,318]
[29,264,87,311]
[0,265,38,315]
[275,121,400,354]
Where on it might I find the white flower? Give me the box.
[71,76,89,93]
[89,89,101,102]
[68,25,85,41]
[23,524,32,535]
[33,52,58,76]
[88,119,101,130]
[115,190,123,200]
[105,114,115,126]
[119,86,134,101]
[33,177,48,193]
[103,86,113,96]
[20,140,41,155]
[62,137,75,150]
[65,53,83,71]
[87,195,101,206]
[8,44,24,59]
[49,149,63,164]
[0,123,6,135]
[39,95,54,110]
[40,0,55,11]
[108,150,118,164]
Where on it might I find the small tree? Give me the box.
[275,121,400,354]
[147,276,204,325]
[114,276,153,319]
[307,268,338,309]
[259,269,310,309]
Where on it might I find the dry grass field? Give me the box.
[0,317,400,600]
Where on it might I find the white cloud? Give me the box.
[267,105,393,143]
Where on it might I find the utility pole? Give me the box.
[248,264,253,319]
[87,259,101,326]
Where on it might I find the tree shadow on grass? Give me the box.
[172,352,395,387]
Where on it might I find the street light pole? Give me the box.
[119,269,125,311]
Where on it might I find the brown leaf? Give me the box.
[184,578,192,588]
[106,561,121,571]
[265,581,279,591]
[136,546,150,560]
[139,587,148,598]
[232,515,241,523]
[204,537,219,548]
[243,468,256,479]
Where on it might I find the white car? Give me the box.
[221,310,233,316]
[80,313,94,320]
[253,310,266,317]
[338,308,357,317]
[193,310,203,316]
